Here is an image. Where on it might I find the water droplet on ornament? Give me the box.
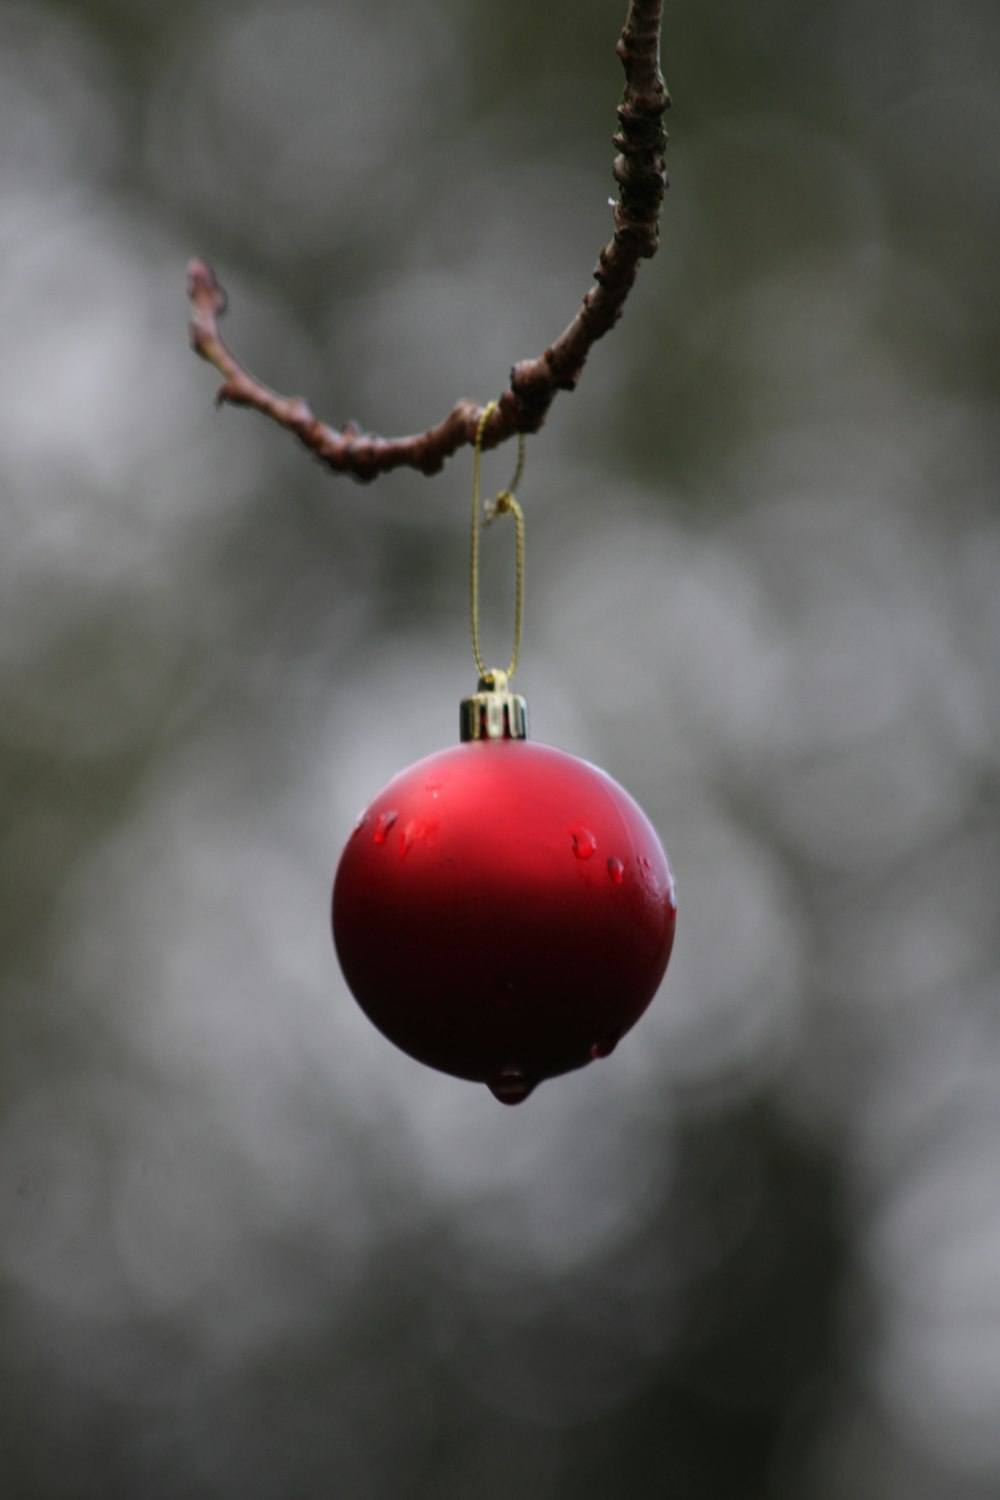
[607,856,625,885]
[424,777,443,800]
[373,810,398,845]
[399,819,428,859]
[590,1036,620,1060]
[571,826,597,860]
[486,1068,535,1106]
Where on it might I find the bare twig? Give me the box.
[187,0,668,481]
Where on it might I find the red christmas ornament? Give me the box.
[333,672,676,1104]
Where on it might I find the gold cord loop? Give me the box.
[470,403,526,683]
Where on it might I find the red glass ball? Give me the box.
[332,739,676,1104]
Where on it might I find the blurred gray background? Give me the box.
[2,0,999,1496]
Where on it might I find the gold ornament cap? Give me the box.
[460,669,529,742]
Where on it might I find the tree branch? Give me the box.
[187,0,668,481]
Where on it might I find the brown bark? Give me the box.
[187,0,668,481]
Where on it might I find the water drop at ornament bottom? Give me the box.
[486,1069,536,1106]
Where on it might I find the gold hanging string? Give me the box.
[470,403,527,683]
